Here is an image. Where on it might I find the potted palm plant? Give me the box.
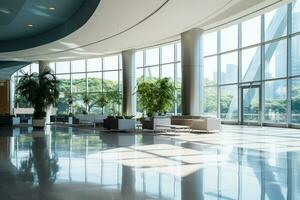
[17,68,59,129]
[137,77,175,130]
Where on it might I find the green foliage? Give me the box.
[122,113,135,119]
[96,93,109,108]
[106,91,122,116]
[17,68,59,118]
[137,78,175,117]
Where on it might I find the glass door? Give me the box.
[241,86,261,125]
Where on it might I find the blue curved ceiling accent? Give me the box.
[0,61,31,80]
[0,0,100,52]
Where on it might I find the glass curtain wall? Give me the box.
[135,42,182,116]
[12,55,122,115]
[203,0,300,126]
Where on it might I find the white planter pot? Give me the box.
[32,118,46,128]
[68,117,73,125]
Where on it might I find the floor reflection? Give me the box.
[0,125,300,199]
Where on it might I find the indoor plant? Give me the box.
[137,77,175,117]
[17,68,59,128]
[136,78,175,129]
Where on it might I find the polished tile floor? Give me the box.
[0,125,300,200]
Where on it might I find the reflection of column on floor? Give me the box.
[121,165,136,198]
[181,168,204,200]
[287,152,295,200]
[246,149,285,200]
[179,142,204,199]
[0,137,10,159]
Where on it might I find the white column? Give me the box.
[181,28,204,116]
[38,61,54,123]
[122,50,136,116]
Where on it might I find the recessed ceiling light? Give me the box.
[49,7,55,10]
[27,24,33,27]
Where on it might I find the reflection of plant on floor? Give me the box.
[17,138,59,187]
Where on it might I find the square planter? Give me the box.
[141,117,171,130]
[103,118,136,130]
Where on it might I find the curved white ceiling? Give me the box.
[0,0,287,62]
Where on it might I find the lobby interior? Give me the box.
[1,0,300,199]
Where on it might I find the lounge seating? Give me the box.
[171,116,221,132]
[50,115,69,123]
[75,114,107,125]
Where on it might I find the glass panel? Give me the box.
[73,93,86,114]
[87,58,101,72]
[103,56,119,70]
[203,86,217,116]
[291,35,300,76]
[87,72,102,92]
[176,89,182,114]
[220,52,238,84]
[265,39,287,79]
[243,87,260,123]
[161,64,174,82]
[161,44,174,63]
[145,66,159,79]
[137,68,144,83]
[135,51,144,67]
[21,65,30,74]
[204,56,218,85]
[264,80,287,123]
[103,71,119,91]
[221,25,238,52]
[56,93,69,115]
[220,85,238,121]
[291,77,300,124]
[72,73,86,93]
[71,60,85,73]
[56,74,70,93]
[119,70,123,91]
[175,63,182,88]
[203,31,217,56]
[49,62,55,73]
[30,63,39,73]
[145,48,159,66]
[56,61,70,74]
[241,46,261,82]
[264,5,287,41]
[242,16,261,47]
[292,0,300,33]
[176,43,181,62]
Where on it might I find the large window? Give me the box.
[13,55,122,115]
[136,42,182,116]
[220,52,238,84]
[202,1,300,126]
[264,80,287,123]
[265,39,287,79]
[241,47,261,82]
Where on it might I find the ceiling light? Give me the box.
[49,7,55,10]
[27,24,33,27]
